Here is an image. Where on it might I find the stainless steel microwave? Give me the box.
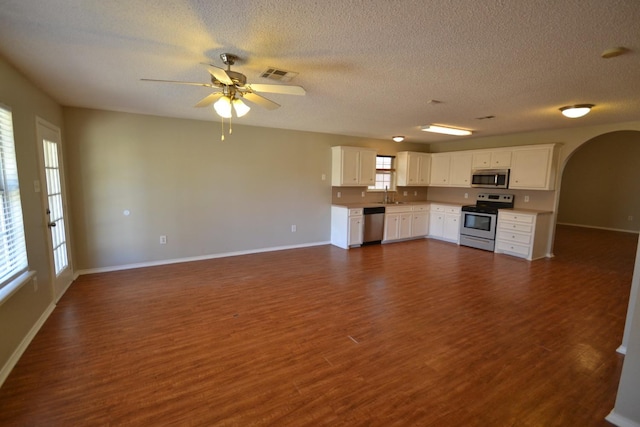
[471,169,510,189]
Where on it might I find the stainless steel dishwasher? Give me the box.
[362,206,386,245]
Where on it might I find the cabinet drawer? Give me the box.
[498,230,532,244]
[386,205,412,213]
[445,206,461,214]
[496,240,530,257]
[349,208,363,216]
[431,205,446,213]
[412,204,429,212]
[498,222,533,233]
[500,212,534,223]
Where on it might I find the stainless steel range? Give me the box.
[460,193,514,251]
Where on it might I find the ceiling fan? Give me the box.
[141,53,306,119]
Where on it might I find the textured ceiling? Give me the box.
[1,0,639,143]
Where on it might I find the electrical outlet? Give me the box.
[414,191,417,196]
[361,191,365,197]
[403,191,408,196]
[337,191,341,198]
[321,174,326,181]
[464,193,468,199]
[291,225,297,232]
[629,216,634,221]
[160,235,167,244]
[524,195,530,203]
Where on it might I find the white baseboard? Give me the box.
[556,222,639,234]
[606,410,640,427]
[76,241,331,276]
[0,302,56,388]
[617,345,627,355]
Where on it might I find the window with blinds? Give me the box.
[0,105,28,289]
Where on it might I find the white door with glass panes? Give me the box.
[36,118,73,301]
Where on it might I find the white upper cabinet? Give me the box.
[429,154,451,186]
[396,152,431,186]
[472,149,512,169]
[331,146,377,187]
[429,153,472,187]
[509,144,557,190]
[449,153,472,187]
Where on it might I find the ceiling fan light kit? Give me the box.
[560,104,594,118]
[142,52,306,138]
[421,124,472,136]
[392,136,405,142]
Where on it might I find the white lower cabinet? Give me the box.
[330,206,363,249]
[495,210,552,260]
[428,204,460,243]
[411,205,429,237]
[384,204,430,243]
[348,215,363,246]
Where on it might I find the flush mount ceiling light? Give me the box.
[392,136,405,142]
[420,124,472,136]
[559,104,594,118]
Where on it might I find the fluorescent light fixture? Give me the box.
[232,98,251,117]
[421,124,472,136]
[213,96,232,118]
[392,136,405,142]
[559,104,594,118]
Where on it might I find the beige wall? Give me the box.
[557,131,640,231]
[63,108,428,271]
[0,56,62,375]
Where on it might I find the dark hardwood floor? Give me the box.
[0,225,637,426]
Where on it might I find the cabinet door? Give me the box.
[430,154,450,186]
[429,213,445,237]
[358,149,377,186]
[384,214,400,241]
[450,153,472,187]
[411,212,429,237]
[510,147,552,189]
[472,152,492,169]
[492,150,512,168]
[341,148,360,185]
[417,154,431,186]
[399,213,412,239]
[348,216,363,246]
[443,214,460,242]
[406,154,421,185]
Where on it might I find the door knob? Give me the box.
[48,221,57,228]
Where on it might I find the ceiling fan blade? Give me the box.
[246,83,306,95]
[141,78,213,87]
[207,66,234,86]
[243,92,281,110]
[194,92,224,108]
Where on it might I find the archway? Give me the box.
[557,130,640,232]
[555,130,640,353]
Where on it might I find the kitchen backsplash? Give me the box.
[332,186,556,211]
[331,186,428,205]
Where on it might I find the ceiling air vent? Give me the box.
[260,67,298,82]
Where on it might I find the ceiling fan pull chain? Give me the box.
[221,117,225,141]
[229,114,233,135]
